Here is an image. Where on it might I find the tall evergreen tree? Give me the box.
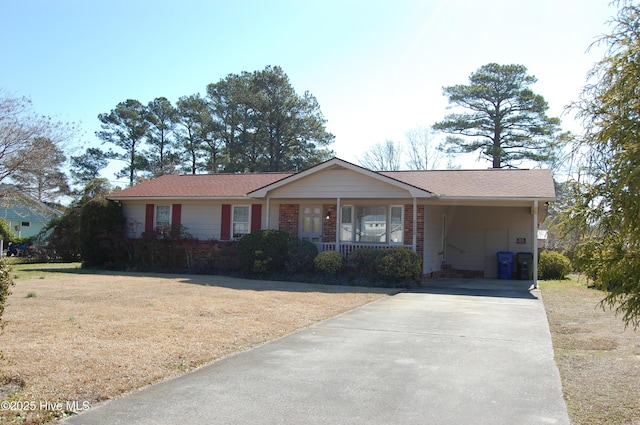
[146,97,178,177]
[175,94,208,175]
[434,63,562,168]
[559,1,640,327]
[96,99,149,186]
[207,66,334,172]
[70,147,109,185]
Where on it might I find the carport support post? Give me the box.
[532,200,539,289]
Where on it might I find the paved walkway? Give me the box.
[65,279,569,425]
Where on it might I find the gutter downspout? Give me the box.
[412,198,417,253]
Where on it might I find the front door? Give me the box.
[300,205,322,243]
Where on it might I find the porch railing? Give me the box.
[318,242,413,262]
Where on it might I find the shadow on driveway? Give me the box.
[419,278,539,300]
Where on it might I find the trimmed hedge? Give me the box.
[314,250,344,276]
[376,247,422,284]
[236,230,293,275]
[538,250,572,280]
[286,238,318,273]
[349,247,384,277]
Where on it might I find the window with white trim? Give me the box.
[232,205,250,239]
[155,205,171,231]
[340,205,404,244]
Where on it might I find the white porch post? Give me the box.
[412,198,417,252]
[336,197,341,254]
[532,200,539,289]
[266,197,271,228]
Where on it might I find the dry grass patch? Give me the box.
[0,264,395,424]
[541,275,640,425]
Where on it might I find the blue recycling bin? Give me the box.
[497,251,515,280]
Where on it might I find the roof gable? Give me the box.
[247,158,436,198]
[0,185,63,220]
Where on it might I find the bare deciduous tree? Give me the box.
[359,140,403,171]
[0,89,75,183]
[405,127,444,170]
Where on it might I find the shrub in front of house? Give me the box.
[314,250,344,276]
[375,247,422,285]
[349,247,384,277]
[286,238,318,273]
[538,250,572,280]
[237,230,293,275]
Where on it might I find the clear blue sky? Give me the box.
[0,0,616,182]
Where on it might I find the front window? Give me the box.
[232,205,250,239]
[340,205,404,244]
[340,206,353,241]
[356,206,387,243]
[390,206,403,244]
[155,205,171,231]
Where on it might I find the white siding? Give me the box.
[181,203,220,239]
[122,203,146,238]
[121,201,259,240]
[269,168,412,199]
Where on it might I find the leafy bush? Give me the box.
[286,238,318,273]
[237,230,293,275]
[79,197,126,267]
[0,260,14,327]
[375,247,422,284]
[0,218,12,242]
[349,248,383,276]
[538,250,572,280]
[314,250,344,276]
[38,208,82,262]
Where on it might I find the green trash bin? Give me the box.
[516,252,534,280]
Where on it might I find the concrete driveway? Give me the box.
[65,279,569,425]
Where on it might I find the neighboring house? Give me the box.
[108,157,555,282]
[0,185,63,239]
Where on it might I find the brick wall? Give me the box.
[279,204,299,237]
[322,204,337,242]
[404,204,425,261]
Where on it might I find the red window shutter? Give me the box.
[220,204,231,241]
[145,204,155,233]
[251,204,262,232]
[172,204,182,227]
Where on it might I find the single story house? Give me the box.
[0,184,63,239]
[108,157,555,283]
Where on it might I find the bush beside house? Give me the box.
[538,250,572,280]
[314,250,344,276]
